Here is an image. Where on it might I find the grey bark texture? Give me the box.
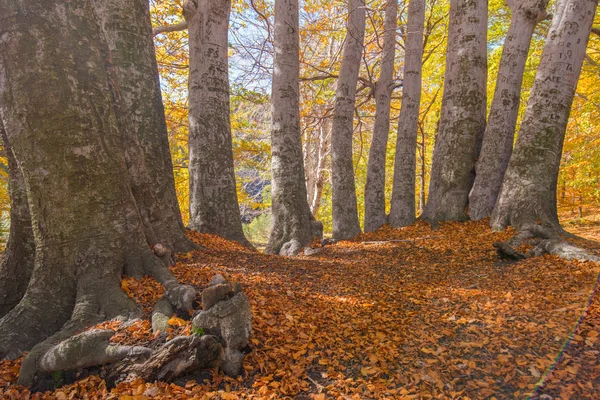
[364,0,398,232]
[331,0,366,240]
[469,0,550,220]
[422,0,488,223]
[91,0,195,256]
[0,123,35,317]
[193,277,251,377]
[184,0,251,248]
[491,0,598,232]
[266,0,319,255]
[0,0,195,387]
[389,0,426,228]
[306,120,330,218]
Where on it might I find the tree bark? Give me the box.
[422,0,487,223]
[266,0,317,255]
[184,0,251,248]
[469,0,550,220]
[364,0,398,232]
[331,0,365,240]
[389,0,425,228]
[491,0,598,232]
[306,120,330,218]
[91,0,196,257]
[0,123,35,317]
[0,0,195,386]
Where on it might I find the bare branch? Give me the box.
[153,22,188,36]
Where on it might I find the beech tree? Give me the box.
[266,0,320,255]
[389,0,426,228]
[92,0,196,258]
[469,0,550,220]
[422,0,487,223]
[184,0,250,247]
[364,0,398,233]
[0,0,195,385]
[0,123,34,317]
[331,0,366,240]
[491,0,598,233]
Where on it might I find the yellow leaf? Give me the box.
[168,316,186,327]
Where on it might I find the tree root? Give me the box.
[494,224,599,262]
[39,329,152,373]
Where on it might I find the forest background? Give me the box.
[1,0,597,245]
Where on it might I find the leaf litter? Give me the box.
[1,220,599,399]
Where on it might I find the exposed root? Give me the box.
[494,223,599,262]
[39,329,152,373]
[105,334,222,386]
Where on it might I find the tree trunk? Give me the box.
[0,0,195,386]
[266,0,317,256]
[491,0,598,232]
[331,0,365,240]
[422,0,487,223]
[469,0,550,220]
[364,0,398,232]
[306,121,330,218]
[91,0,196,255]
[0,123,35,317]
[389,0,425,228]
[184,0,250,248]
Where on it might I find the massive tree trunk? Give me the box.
[469,0,550,220]
[331,0,365,240]
[491,0,598,232]
[91,0,196,256]
[364,0,398,233]
[389,0,425,228]
[184,0,250,247]
[422,0,487,223]
[0,123,35,317]
[266,0,319,256]
[0,0,195,386]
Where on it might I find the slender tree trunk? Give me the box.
[389,0,425,228]
[266,0,317,256]
[364,0,398,232]
[91,0,195,255]
[491,0,598,232]
[422,0,487,223]
[0,0,194,386]
[418,123,426,214]
[0,123,35,317]
[469,0,550,220]
[310,122,331,218]
[184,0,250,247]
[331,0,365,240]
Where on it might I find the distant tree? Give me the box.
[422,0,487,223]
[184,0,251,247]
[389,0,426,228]
[469,0,550,220]
[266,0,320,255]
[364,0,398,233]
[0,0,195,385]
[0,123,34,317]
[492,0,598,233]
[331,0,366,239]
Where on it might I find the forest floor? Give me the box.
[1,207,600,399]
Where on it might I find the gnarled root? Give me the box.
[39,329,152,373]
[105,334,222,386]
[494,224,599,262]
